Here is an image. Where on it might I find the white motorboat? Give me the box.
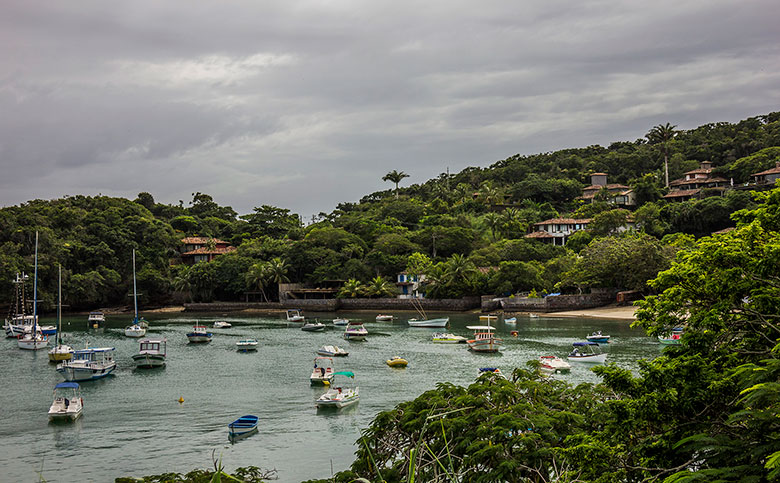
[315,371,359,409]
[585,331,610,343]
[87,311,105,329]
[431,332,467,344]
[49,266,73,362]
[286,309,305,322]
[18,234,49,351]
[310,356,335,385]
[343,321,368,341]
[333,318,349,326]
[375,314,393,322]
[504,317,517,324]
[539,356,571,374]
[529,313,540,318]
[186,324,213,343]
[301,321,326,332]
[48,382,83,421]
[213,321,232,328]
[132,338,167,368]
[317,345,349,357]
[57,347,117,381]
[124,249,147,338]
[466,325,503,353]
[407,317,449,328]
[236,339,258,351]
[567,342,607,364]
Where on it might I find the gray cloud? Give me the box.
[1,0,778,216]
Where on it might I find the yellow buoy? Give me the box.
[178,397,184,404]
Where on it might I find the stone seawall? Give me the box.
[185,296,480,312]
[500,291,618,313]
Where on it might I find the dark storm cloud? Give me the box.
[1,0,778,216]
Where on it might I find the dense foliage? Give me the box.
[2,112,779,313]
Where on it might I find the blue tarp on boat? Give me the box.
[55,382,80,389]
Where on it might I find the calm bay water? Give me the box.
[0,311,657,482]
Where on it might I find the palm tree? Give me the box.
[265,257,290,301]
[444,253,476,284]
[337,278,365,298]
[382,170,410,199]
[171,268,193,302]
[483,213,502,241]
[364,276,396,298]
[646,123,677,188]
[479,181,505,205]
[245,262,270,302]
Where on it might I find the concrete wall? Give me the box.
[185,296,480,312]
[500,291,618,313]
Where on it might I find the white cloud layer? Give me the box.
[1,0,778,216]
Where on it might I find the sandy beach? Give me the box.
[538,304,638,320]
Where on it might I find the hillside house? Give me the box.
[396,272,425,299]
[524,218,591,246]
[664,161,729,202]
[751,161,780,186]
[180,237,235,265]
[578,173,636,207]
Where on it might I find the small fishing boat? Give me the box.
[87,311,105,329]
[658,333,682,345]
[333,318,349,326]
[311,357,335,385]
[48,382,83,422]
[186,324,213,343]
[585,331,610,343]
[48,266,73,362]
[343,321,368,341]
[315,371,359,409]
[529,313,540,318]
[317,345,349,357]
[132,338,167,368]
[407,317,449,328]
[539,355,571,375]
[301,321,326,332]
[236,339,258,352]
[504,317,517,324]
[479,314,498,321]
[567,342,607,364]
[431,332,467,344]
[386,356,408,367]
[124,249,147,338]
[57,347,117,381]
[286,309,305,322]
[466,325,503,353]
[213,321,232,329]
[4,272,35,338]
[478,367,507,379]
[228,415,259,437]
[18,234,49,351]
[375,314,393,322]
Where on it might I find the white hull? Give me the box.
[18,336,49,350]
[539,356,571,374]
[316,388,359,408]
[236,341,258,351]
[187,335,212,343]
[132,353,166,368]
[317,345,348,357]
[213,321,232,328]
[375,315,393,321]
[467,338,502,352]
[333,319,349,326]
[57,362,116,381]
[568,353,607,364]
[125,326,146,337]
[48,405,83,421]
[408,317,449,328]
[343,332,367,341]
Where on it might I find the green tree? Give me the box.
[382,170,410,199]
[364,275,396,298]
[245,262,270,302]
[646,122,677,187]
[337,278,365,298]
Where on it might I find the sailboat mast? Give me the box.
[132,249,138,320]
[57,264,62,346]
[32,232,38,332]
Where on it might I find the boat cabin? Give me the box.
[139,339,166,355]
[72,347,115,364]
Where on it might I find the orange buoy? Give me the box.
[510,330,518,337]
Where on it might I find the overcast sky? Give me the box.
[1,0,779,218]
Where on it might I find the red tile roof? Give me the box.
[525,231,555,239]
[181,237,229,245]
[663,189,701,198]
[752,166,780,176]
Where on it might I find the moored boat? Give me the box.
[132,338,167,368]
[186,324,213,343]
[375,314,393,322]
[431,332,467,343]
[18,233,49,351]
[286,309,305,322]
[343,321,368,341]
[386,356,408,367]
[479,314,498,321]
[466,325,503,353]
[213,321,232,328]
[228,415,259,437]
[585,331,610,343]
[236,339,258,352]
[539,355,571,374]
[315,371,359,409]
[48,266,73,362]
[87,311,105,329]
[407,317,449,328]
[301,321,326,332]
[311,356,335,385]
[333,318,349,326]
[48,382,83,421]
[57,347,117,381]
[4,272,34,338]
[567,342,607,364]
[317,345,349,357]
[124,250,147,338]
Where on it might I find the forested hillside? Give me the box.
[1,112,779,310]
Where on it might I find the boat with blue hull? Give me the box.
[57,347,117,381]
[228,415,259,437]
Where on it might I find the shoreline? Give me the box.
[534,304,637,321]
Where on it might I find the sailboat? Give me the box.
[4,272,34,338]
[18,232,49,350]
[48,265,74,361]
[124,249,147,338]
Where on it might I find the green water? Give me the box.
[0,311,657,482]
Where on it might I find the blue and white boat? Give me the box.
[57,347,117,381]
[228,415,259,437]
[48,382,83,421]
[18,233,50,351]
[585,331,610,343]
[186,324,212,343]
